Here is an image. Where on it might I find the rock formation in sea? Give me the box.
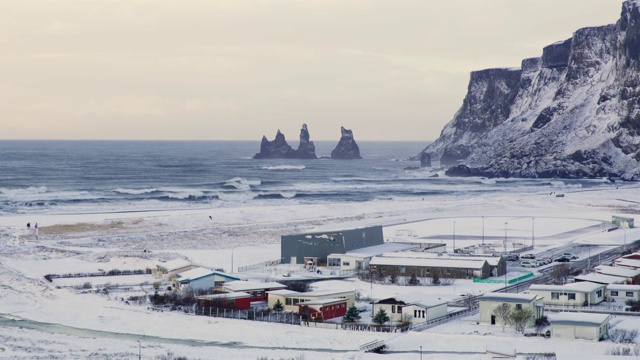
[253,124,317,159]
[331,127,362,160]
[420,0,640,180]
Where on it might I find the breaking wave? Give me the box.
[261,165,306,170]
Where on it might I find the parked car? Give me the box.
[521,253,536,259]
[542,257,553,265]
[554,257,570,263]
[521,261,537,268]
[562,253,579,259]
[503,254,519,261]
[534,260,547,267]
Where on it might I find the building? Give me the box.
[550,313,610,341]
[612,215,634,228]
[528,282,605,306]
[154,258,194,281]
[369,251,501,279]
[573,273,626,286]
[478,293,544,327]
[267,289,356,312]
[281,226,384,265]
[220,281,287,303]
[326,243,417,271]
[371,293,448,324]
[174,267,239,291]
[614,257,640,270]
[594,265,640,284]
[298,298,348,321]
[605,284,640,302]
[196,292,252,310]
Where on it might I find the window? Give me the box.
[397,306,402,314]
[446,269,451,274]
[400,267,406,274]
[256,291,262,298]
[328,258,340,267]
[414,310,418,318]
[551,292,560,300]
[515,304,522,310]
[392,305,396,313]
[596,290,602,297]
[342,304,346,308]
[342,261,350,266]
[611,291,619,296]
[627,292,634,297]
[422,310,426,318]
[292,298,300,305]
[286,298,292,305]
[567,293,576,300]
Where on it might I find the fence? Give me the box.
[237,259,281,273]
[409,307,479,332]
[195,306,301,325]
[301,321,410,333]
[473,271,533,284]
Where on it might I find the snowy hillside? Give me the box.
[421,0,640,180]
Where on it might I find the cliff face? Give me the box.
[422,0,640,180]
[331,127,362,159]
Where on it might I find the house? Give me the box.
[196,292,252,310]
[550,313,610,341]
[478,293,544,327]
[281,225,384,265]
[298,298,348,321]
[267,289,356,312]
[605,284,640,302]
[174,267,239,291]
[369,254,492,279]
[614,253,640,270]
[154,258,193,281]
[573,273,626,286]
[371,293,448,324]
[528,282,605,306]
[326,243,417,271]
[594,265,640,284]
[220,281,287,303]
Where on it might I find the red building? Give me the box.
[197,292,252,310]
[299,298,348,321]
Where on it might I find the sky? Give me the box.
[0,0,623,141]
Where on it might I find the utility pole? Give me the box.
[453,221,456,254]
[137,340,141,360]
[531,217,535,249]
[504,222,508,254]
[482,216,485,245]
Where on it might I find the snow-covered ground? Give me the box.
[1,185,640,359]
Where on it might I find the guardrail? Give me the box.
[359,339,386,352]
[409,306,478,332]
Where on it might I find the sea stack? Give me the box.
[331,127,362,159]
[295,124,317,159]
[253,130,297,159]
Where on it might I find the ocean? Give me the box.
[0,140,616,216]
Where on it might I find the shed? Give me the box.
[550,313,610,341]
[196,292,252,310]
[478,293,544,326]
[371,293,448,324]
[528,282,605,306]
[221,281,287,303]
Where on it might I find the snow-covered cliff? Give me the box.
[422,0,640,180]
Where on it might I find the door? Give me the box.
[491,315,496,325]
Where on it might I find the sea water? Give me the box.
[0,140,615,215]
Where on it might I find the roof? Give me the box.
[266,289,299,296]
[223,281,287,292]
[327,243,417,260]
[605,284,640,292]
[267,289,355,299]
[551,313,610,327]
[156,258,191,272]
[176,267,240,283]
[574,273,626,285]
[479,293,539,303]
[197,292,251,300]
[373,292,447,308]
[595,265,640,278]
[299,298,347,306]
[529,281,605,293]
[370,256,487,270]
[614,258,640,269]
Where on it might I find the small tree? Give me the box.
[343,305,361,322]
[535,315,550,334]
[626,299,640,312]
[388,268,398,284]
[492,303,512,332]
[509,308,534,333]
[408,273,419,286]
[373,308,390,326]
[432,272,440,285]
[550,264,571,285]
[272,299,284,312]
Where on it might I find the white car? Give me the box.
[521,261,536,268]
[562,253,579,260]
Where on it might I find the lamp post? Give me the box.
[504,222,508,254]
[137,340,141,360]
[453,221,456,254]
[622,227,627,252]
[585,240,591,272]
[531,217,535,249]
[420,346,423,360]
[482,216,485,245]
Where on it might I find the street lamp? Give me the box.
[585,240,591,272]
[137,340,141,360]
[622,227,627,252]
[453,221,456,254]
[482,216,485,245]
[504,222,508,254]
[531,217,535,249]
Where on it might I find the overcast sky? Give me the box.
[0,0,622,141]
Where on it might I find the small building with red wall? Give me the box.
[299,298,348,321]
[197,292,252,310]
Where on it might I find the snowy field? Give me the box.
[1,185,640,359]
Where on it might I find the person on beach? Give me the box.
[26,222,30,229]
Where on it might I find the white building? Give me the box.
[267,289,356,312]
[573,273,626,285]
[550,313,610,341]
[478,293,544,327]
[605,284,640,302]
[371,293,448,324]
[614,257,640,270]
[174,267,239,291]
[326,243,416,271]
[528,282,605,306]
[594,265,640,284]
[154,258,193,281]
